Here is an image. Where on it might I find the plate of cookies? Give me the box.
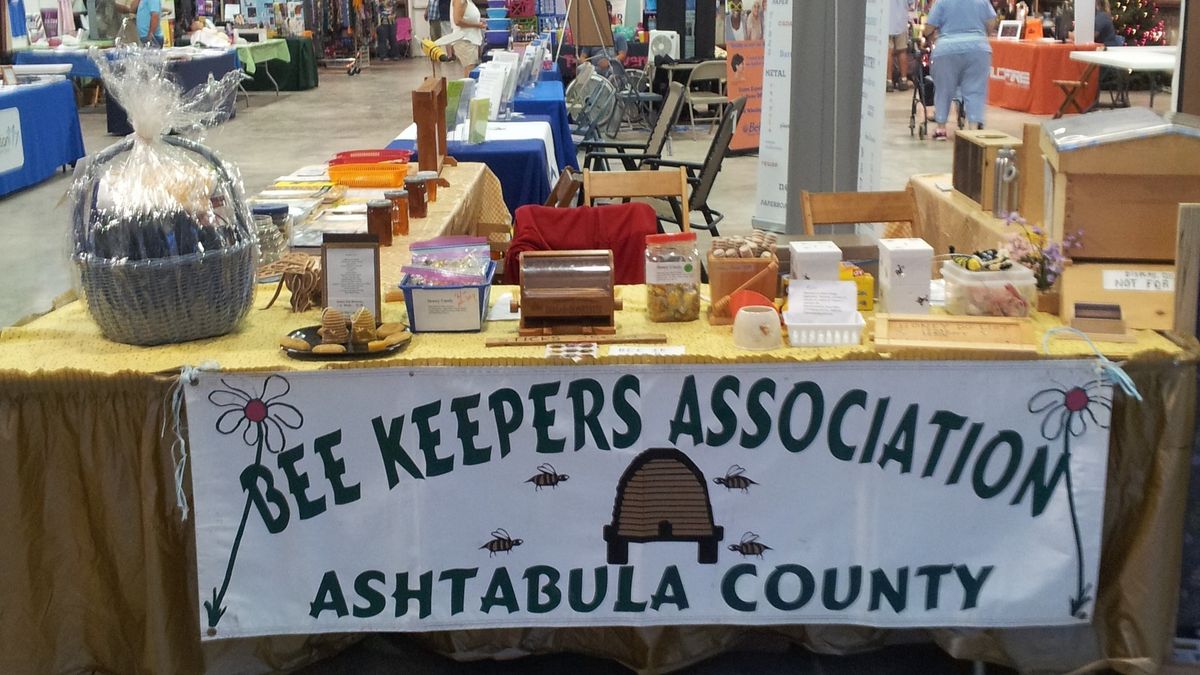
[280,307,411,360]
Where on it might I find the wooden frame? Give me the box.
[799,187,921,237]
[582,167,691,231]
[567,0,615,48]
[545,167,583,207]
[874,314,1036,353]
[321,233,382,324]
[412,76,449,173]
[1174,203,1200,337]
[0,66,16,86]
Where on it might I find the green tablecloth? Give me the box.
[242,36,319,91]
[234,37,290,75]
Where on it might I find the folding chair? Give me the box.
[1053,67,1096,119]
[644,96,747,236]
[544,167,583,207]
[682,60,729,132]
[579,82,686,172]
[583,166,691,231]
[799,186,922,237]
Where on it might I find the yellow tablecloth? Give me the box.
[911,172,1011,255]
[0,164,1196,674]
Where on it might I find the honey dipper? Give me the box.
[710,261,779,318]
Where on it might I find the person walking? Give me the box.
[887,0,911,92]
[923,0,997,140]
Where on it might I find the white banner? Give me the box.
[0,108,24,175]
[858,0,887,192]
[188,361,1112,639]
[752,0,791,230]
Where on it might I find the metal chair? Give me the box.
[644,96,747,236]
[566,62,619,143]
[579,82,686,172]
[682,60,729,132]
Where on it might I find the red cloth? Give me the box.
[988,39,1100,115]
[507,203,659,285]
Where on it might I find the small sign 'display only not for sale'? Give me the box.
[186,362,1113,639]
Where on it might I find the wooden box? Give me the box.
[952,130,1022,213]
[707,253,780,324]
[1040,111,1200,262]
[1059,262,1176,330]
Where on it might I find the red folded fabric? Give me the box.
[507,203,659,285]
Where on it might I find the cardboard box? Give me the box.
[878,238,934,289]
[400,260,495,332]
[879,277,932,315]
[788,241,842,280]
[774,234,879,279]
[840,263,875,312]
[707,253,780,325]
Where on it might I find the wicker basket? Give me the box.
[73,136,257,346]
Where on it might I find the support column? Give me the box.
[1182,0,1198,114]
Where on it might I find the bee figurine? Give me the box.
[480,528,523,556]
[526,463,569,490]
[713,464,758,492]
[729,531,772,558]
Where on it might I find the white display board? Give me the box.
[0,108,25,174]
[752,0,792,231]
[187,362,1113,639]
[858,0,887,192]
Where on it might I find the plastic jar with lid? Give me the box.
[384,189,410,237]
[251,202,292,245]
[367,200,394,246]
[645,232,700,322]
[416,171,441,203]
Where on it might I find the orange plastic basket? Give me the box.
[327,162,410,188]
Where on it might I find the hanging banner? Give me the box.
[753,0,791,229]
[0,109,24,174]
[858,0,887,191]
[188,361,1112,639]
[725,39,763,152]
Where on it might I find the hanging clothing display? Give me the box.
[57,0,77,35]
[9,0,29,37]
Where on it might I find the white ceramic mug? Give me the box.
[732,306,782,351]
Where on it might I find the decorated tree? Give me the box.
[1110,0,1167,46]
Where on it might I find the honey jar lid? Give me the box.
[384,190,409,198]
[646,232,697,244]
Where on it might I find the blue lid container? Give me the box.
[486,17,511,30]
[251,203,290,217]
[486,7,508,18]
[485,29,509,45]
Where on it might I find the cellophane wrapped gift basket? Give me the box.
[71,49,256,346]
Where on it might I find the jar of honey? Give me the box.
[404,177,428,219]
[416,171,441,203]
[366,199,394,246]
[384,189,409,237]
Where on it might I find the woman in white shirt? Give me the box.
[447,0,485,76]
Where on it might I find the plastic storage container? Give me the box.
[486,7,508,17]
[784,311,866,347]
[940,260,1036,317]
[487,17,511,29]
[645,231,700,322]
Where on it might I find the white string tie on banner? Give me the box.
[162,361,221,521]
[1041,326,1143,402]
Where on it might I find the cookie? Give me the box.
[312,344,347,355]
[280,336,311,352]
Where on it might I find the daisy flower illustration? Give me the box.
[1027,379,1112,620]
[203,374,304,635]
[209,374,304,453]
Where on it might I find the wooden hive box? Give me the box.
[1041,109,1200,262]
[952,129,1022,213]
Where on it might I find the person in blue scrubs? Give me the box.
[923,0,998,140]
[133,0,164,47]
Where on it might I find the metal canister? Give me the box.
[992,147,1019,218]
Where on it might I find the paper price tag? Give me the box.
[787,280,858,324]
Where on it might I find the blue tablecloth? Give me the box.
[385,138,551,215]
[13,49,102,79]
[513,81,576,170]
[106,50,240,136]
[469,62,561,82]
[0,80,86,198]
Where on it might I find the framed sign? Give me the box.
[321,233,381,322]
[997,20,1023,40]
[1,66,17,86]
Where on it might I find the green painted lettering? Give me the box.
[740,379,776,448]
[567,379,611,451]
[828,389,867,461]
[858,397,890,463]
[922,410,967,477]
[669,375,704,446]
[412,401,452,477]
[488,388,524,458]
[779,381,823,453]
[705,376,740,447]
[438,568,479,615]
[868,567,908,612]
[822,566,862,610]
[277,444,326,520]
[480,567,520,614]
[765,564,815,611]
[315,429,360,505]
[878,404,919,474]
[452,394,492,466]
[915,564,954,610]
[612,375,642,449]
[392,571,433,618]
[945,423,984,485]
[1011,445,1068,517]
[529,382,567,454]
[352,570,387,618]
[972,430,1023,499]
[722,563,758,611]
[955,565,993,610]
[614,565,647,612]
[649,565,689,611]
[372,415,424,486]
[568,567,608,612]
[523,565,562,614]
[240,463,290,533]
[309,570,348,618]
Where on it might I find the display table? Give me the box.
[387,116,558,214]
[1069,46,1178,110]
[0,162,1194,674]
[242,36,320,92]
[106,49,240,136]
[909,173,1010,254]
[513,80,578,170]
[12,46,104,79]
[988,39,1100,115]
[0,79,86,197]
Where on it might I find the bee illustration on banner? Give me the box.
[729,532,772,558]
[526,463,569,490]
[480,529,523,556]
[713,464,758,492]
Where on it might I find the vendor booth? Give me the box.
[0,79,86,198]
[987,39,1100,115]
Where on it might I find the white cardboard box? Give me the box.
[879,277,933,315]
[878,238,934,289]
[788,241,842,281]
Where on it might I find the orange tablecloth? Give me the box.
[988,39,1100,114]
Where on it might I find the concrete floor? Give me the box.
[0,59,1170,326]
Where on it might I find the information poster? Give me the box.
[752,0,791,230]
[188,361,1112,639]
[725,40,763,152]
[0,108,24,174]
[858,0,887,192]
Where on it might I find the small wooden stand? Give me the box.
[874,314,1036,353]
[513,250,623,336]
[952,130,1022,213]
[1067,302,1135,343]
[412,77,456,174]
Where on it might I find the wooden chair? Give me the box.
[1052,65,1098,119]
[583,166,691,231]
[799,186,922,237]
[544,167,583,207]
